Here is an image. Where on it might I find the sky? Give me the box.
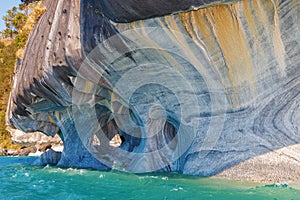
[0,0,21,31]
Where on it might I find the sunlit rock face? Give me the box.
[6,0,300,176]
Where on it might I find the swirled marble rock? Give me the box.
[6,0,300,179]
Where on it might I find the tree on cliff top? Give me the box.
[1,0,42,39]
[21,0,39,4]
[1,6,27,39]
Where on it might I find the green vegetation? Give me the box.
[0,0,44,150]
[0,40,19,150]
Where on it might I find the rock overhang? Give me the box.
[5,0,300,178]
[97,0,240,23]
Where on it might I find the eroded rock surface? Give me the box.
[6,0,300,179]
[32,149,62,166]
[7,127,62,146]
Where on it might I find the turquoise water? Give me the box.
[1,157,300,200]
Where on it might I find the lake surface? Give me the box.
[1,157,300,200]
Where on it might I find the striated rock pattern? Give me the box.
[32,149,62,166]
[6,0,300,177]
